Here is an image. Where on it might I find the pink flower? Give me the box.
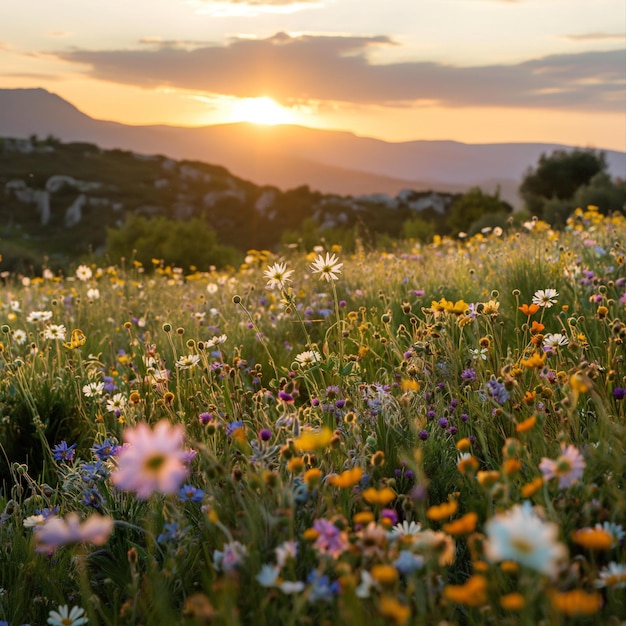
[111,420,190,499]
[539,444,585,488]
[313,518,349,558]
[34,512,114,554]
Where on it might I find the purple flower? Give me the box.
[313,518,348,558]
[52,441,76,463]
[437,418,449,429]
[259,428,272,441]
[178,484,205,503]
[613,388,626,400]
[461,368,477,383]
[418,430,429,441]
[199,412,213,425]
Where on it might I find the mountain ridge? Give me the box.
[1,88,625,206]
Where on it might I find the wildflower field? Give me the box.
[1,207,625,626]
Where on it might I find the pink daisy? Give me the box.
[539,444,585,488]
[34,512,114,555]
[111,420,190,499]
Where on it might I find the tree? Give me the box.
[445,187,513,235]
[519,149,608,217]
[106,215,241,270]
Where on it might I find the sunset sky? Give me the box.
[1,0,624,150]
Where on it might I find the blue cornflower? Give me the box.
[91,438,116,461]
[80,460,109,482]
[157,522,184,544]
[226,420,244,436]
[102,375,118,393]
[178,484,205,503]
[81,486,103,508]
[36,505,59,519]
[52,441,76,463]
[394,550,424,575]
[486,378,510,404]
[307,570,340,603]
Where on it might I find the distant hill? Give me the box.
[2,88,624,206]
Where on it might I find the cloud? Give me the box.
[54,32,625,111]
[563,32,626,42]
[188,0,323,15]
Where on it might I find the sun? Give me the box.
[229,96,294,125]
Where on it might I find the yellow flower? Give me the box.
[401,379,420,391]
[362,487,396,506]
[443,575,487,607]
[427,500,458,521]
[502,458,522,475]
[63,328,86,350]
[443,512,478,536]
[329,467,363,488]
[287,457,304,473]
[294,427,333,451]
[550,589,602,616]
[477,471,500,489]
[456,438,472,452]
[304,468,323,487]
[520,351,546,369]
[570,372,591,395]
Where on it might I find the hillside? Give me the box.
[2,89,624,206]
[0,136,461,269]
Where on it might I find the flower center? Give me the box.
[145,454,166,472]
[510,536,534,554]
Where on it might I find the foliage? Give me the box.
[106,214,242,270]
[519,149,609,217]
[445,187,513,235]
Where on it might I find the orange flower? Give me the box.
[353,511,375,526]
[456,438,472,452]
[304,468,322,487]
[362,487,396,506]
[457,454,480,474]
[443,512,478,536]
[550,589,602,616]
[502,458,522,475]
[530,320,545,334]
[515,416,537,433]
[329,467,363,488]
[521,477,543,497]
[519,303,539,316]
[443,575,487,607]
[427,500,458,521]
[378,596,411,626]
[477,471,500,489]
[371,564,399,586]
[572,527,613,550]
[500,592,525,611]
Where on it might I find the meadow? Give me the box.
[0,206,625,625]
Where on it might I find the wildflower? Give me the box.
[294,350,322,367]
[294,427,333,451]
[550,589,603,616]
[328,466,363,488]
[520,351,546,368]
[26,310,53,323]
[175,354,200,369]
[443,575,487,607]
[75,265,93,281]
[178,484,205,503]
[457,453,479,474]
[515,416,536,433]
[594,562,626,589]
[355,570,377,598]
[47,604,89,626]
[518,303,540,316]
[393,550,424,574]
[426,500,458,521]
[389,520,422,539]
[469,347,488,361]
[91,438,116,461]
[307,570,340,603]
[310,252,343,281]
[43,324,67,341]
[362,487,396,506]
[205,334,227,349]
[256,564,279,587]
[521,477,543,498]
[595,521,625,547]
[34,512,114,555]
[487,378,509,404]
[484,501,567,576]
[12,328,27,344]
[111,420,190,499]
[86,287,100,299]
[477,470,500,489]
[370,564,398,586]
[264,262,294,290]
[312,518,348,557]
[275,540,298,567]
[572,527,614,550]
[532,288,559,308]
[82,381,104,398]
[378,596,411,625]
[543,333,569,349]
[213,540,248,572]
[539,444,585,488]
[499,593,525,611]
[52,441,76,463]
[106,393,127,413]
[443,512,478,536]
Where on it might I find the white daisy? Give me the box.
[264,262,294,290]
[43,324,67,341]
[532,289,559,308]
[75,265,93,281]
[310,252,343,282]
[176,354,201,369]
[12,329,27,345]
[47,604,89,626]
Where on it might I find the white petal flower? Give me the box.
[310,252,343,282]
